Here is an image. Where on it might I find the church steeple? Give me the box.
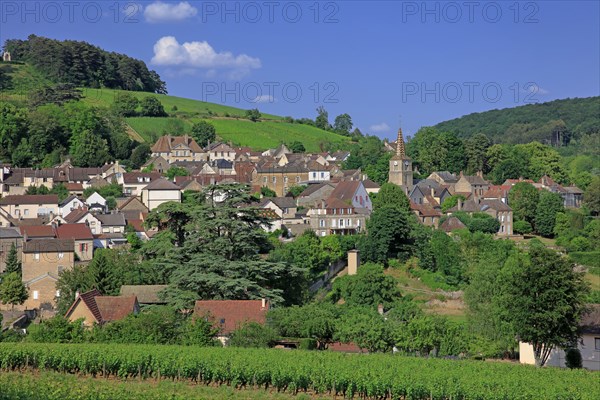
[388,127,413,194]
[395,128,406,158]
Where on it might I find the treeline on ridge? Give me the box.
[3,35,166,94]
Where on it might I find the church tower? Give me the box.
[388,128,413,194]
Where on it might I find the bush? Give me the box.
[228,322,278,348]
[514,220,533,235]
[565,348,583,369]
[569,236,591,252]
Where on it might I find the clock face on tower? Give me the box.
[404,161,410,167]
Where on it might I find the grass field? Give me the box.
[1,64,350,152]
[84,88,350,151]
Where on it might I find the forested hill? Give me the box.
[3,35,166,94]
[433,97,600,146]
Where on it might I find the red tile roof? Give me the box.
[56,223,94,240]
[194,300,269,335]
[63,208,90,224]
[65,289,138,324]
[20,225,55,238]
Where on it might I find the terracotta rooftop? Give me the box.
[63,208,90,224]
[151,135,204,153]
[581,304,600,334]
[55,223,94,240]
[65,289,138,324]
[330,181,361,202]
[20,225,55,238]
[194,300,269,335]
[440,216,467,232]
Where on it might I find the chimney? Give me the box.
[430,188,435,198]
[75,290,80,299]
[261,298,268,310]
[457,198,462,210]
[377,304,384,315]
[459,171,464,177]
[348,250,360,276]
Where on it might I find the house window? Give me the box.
[295,176,300,183]
[80,243,87,252]
[56,290,61,298]
[34,252,40,261]
[58,266,64,273]
[319,219,325,228]
[284,176,288,183]
[595,338,600,351]
[320,172,324,178]
[24,209,29,216]
[33,291,39,300]
[312,172,317,179]
[263,177,267,183]
[58,252,64,260]
[339,219,344,227]
[272,177,277,183]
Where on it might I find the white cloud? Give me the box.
[144,1,198,23]
[369,122,391,133]
[151,36,261,79]
[252,94,275,103]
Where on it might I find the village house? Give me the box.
[427,171,459,192]
[85,192,107,213]
[410,202,442,228]
[453,171,490,200]
[59,195,85,217]
[116,172,163,197]
[151,135,207,163]
[252,163,310,197]
[539,175,583,208]
[446,198,513,236]
[65,289,140,327]
[308,197,370,236]
[142,155,170,174]
[296,183,336,208]
[0,194,59,219]
[21,238,75,309]
[329,180,373,212]
[96,213,126,234]
[520,304,600,371]
[0,227,22,273]
[206,142,237,162]
[63,208,102,235]
[55,223,94,261]
[140,178,182,210]
[194,299,270,345]
[259,197,298,220]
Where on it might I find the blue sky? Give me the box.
[2,1,599,140]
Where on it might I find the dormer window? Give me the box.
[137,177,143,182]
[145,177,150,182]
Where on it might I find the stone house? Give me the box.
[454,171,490,200]
[0,227,22,273]
[296,183,336,208]
[308,197,370,237]
[96,213,126,234]
[447,198,513,236]
[21,238,75,309]
[252,163,310,197]
[65,289,140,327]
[206,142,236,162]
[427,171,459,192]
[193,299,269,345]
[410,202,442,228]
[55,223,94,261]
[151,135,207,163]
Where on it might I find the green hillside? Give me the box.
[82,87,350,151]
[433,97,600,145]
[1,63,349,152]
